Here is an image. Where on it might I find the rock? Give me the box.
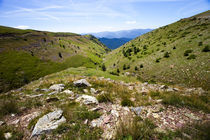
[28,94,43,98]
[84,119,88,124]
[156,99,163,103]
[131,107,142,116]
[11,114,15,117]
[128,86,134,90]
[4,132,12,139]
[166,88,174,92]
[90,88,97,94]
[31,109,66,137]
[0,121,5,126]
[111,110,119,117]
[83,89,89,93]
[46,97,59,102]
[48,91,58,95]
[73,79,91,87]
[185,113,201,120]
[160,85,168,89]
[49,84,65,92]
[141,87,149,94]
[124,72,130,76]
[76,95,98,105]
[63,90,74,95]
[40,88,49,92]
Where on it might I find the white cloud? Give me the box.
[15,25,30,29]
[125,20,137,24]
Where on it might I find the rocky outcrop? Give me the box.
[73,79,91,87]
[76,95,98,105]
[31,109,66,137]
[49,84,65,92]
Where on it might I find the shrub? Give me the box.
[121,98,134,107]
[164,52,170,58]
[184,50,193,56]
[135,66,138,71]
[58,52,62,58]
[123,64,126,70]
[140,64,143,68]
[97,93,113,103]
[198,41,203,46]
[109,71,119,76]
[102,64,106,71]
[155,58,161,63]
[202,45,210,52]
[117,68,120,73]
[187,54,196,60]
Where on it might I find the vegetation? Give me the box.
[104,11,210,90]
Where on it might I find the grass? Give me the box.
[104,10,210,90]
[0,125,23,140]
[149,91,210,113]
[121,98,134,107]
[115,116,157,140]
[50,102,103,139]
[0,25,109,93]
[97,93,113,103]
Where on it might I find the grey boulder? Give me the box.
[76,95,98,105]
[49,84,65,92]
[31,109,66,137]
[73,79,91,87]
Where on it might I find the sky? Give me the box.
[0,0,209,33]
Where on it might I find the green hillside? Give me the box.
[0,26,109,93]
[104,11,210,90]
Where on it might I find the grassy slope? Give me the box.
[0,26,109,93]
[105,11,210,90]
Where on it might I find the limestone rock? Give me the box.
[73,79,91,87]
[49,84,65,92]
[4,132,12,139]
[90,88,97,94]
[31,109,66,137]
[131,107,142,116]
[63,90,74,95]
[76,95,98,105]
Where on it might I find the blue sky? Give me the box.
[0,0,209,33]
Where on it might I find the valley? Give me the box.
[0,10,209,140]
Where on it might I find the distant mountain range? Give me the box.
[86,29,153,49]
[90,29,153,39]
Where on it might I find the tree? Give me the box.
[117,68,120,73]
[58,52,62,58]
[135,66,138,71]
[123,64,126,70]
[102,64,106,71]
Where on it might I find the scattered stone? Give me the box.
[141,87,149,94]
[124,72,130,76]
[28,94,43,98]
[185,113,201,120]
[11,114,15,117]
[76,95,98,105]
[49,84,65,92]
[90,88,97,94]
[63,89,74,95]
[4,132,12,139]
[128,86,134,90]
[0,121,5,126]
[84,119,88,124]
[73,79,91,87]
[83,89,89,93]
[46,97,59,102]
[131,107,142,116]
[111,110,119,118]
[156,99,163,103]
[40,88,49,92]
[31,109,66,137]
[160,85,168,89]
[48,91,58,95]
